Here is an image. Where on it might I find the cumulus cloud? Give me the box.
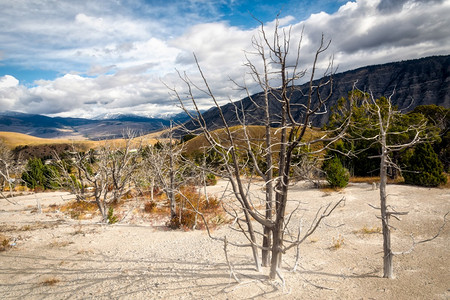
[0,75,23,110]
[0,0,449,118]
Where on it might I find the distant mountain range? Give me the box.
[1,55,449,140]
[184,55,450,132]
[0,111,184,140]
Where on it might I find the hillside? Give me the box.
[183,55,450,132]
[0,112,172,140]
[0,131,164,160]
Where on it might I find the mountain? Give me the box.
[183,55,450,132]
[0,111,170,140]
[1,55,448,140]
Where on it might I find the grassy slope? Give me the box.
[0,131,92,148]
[0,131,163,149]
[182,125,327,155]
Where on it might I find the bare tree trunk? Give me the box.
[169,121,177,220]
[270,170,289,279]
[262,83,273,267]
[244,209,261,271]
[380,131,394,278]
[169,18,343,280]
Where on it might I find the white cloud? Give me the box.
[0,0,449,118]
[0,75,26,111]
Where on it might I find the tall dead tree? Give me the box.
[143,123,186,222]
[366,92,428,278]
[168,18,350,279]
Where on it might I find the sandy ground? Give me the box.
[0,181,449,299]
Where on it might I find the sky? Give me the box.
[0,0,449,119]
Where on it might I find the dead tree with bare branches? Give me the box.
[167,18,351,280]
[330,89,446,279]
[364,92,444,279]
[0,139,22,200]
[55,132,142,223]
[142,123,188,223]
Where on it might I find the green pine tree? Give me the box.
[403,143,447,187]
[322,157,350,188]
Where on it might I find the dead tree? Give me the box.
[55,132,142,222]
[357,92,432,278]
[0,140,20,200]
[168,18,351,279]
[143,124,187,222]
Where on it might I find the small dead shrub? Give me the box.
[208,213,226,227]
[144,201,157,213]
[49,240,72,248]
[0,234,10,251]
[166,186,224,230]
[21,225,32,231]
[43,204,59,213]
[40,277,60,286]
[175,186,221,212]
[355,225,381,235]
[60,200,98,220]
[331,234,344,250]
[166,210,197,230]
[309,236,319,243]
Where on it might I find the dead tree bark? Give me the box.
[379,128,393,278]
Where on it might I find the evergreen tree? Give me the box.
[403,143,447,187]
[322,156,349,188]
[22,158,59,190]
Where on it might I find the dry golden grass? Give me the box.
[59,201,99,220]
[320,186,344,193]
[183,125,326,155]
[0,130,163,150]
[354,225,382,235]
[0,131,86,148]
[349,176,380,184]
[331,234,345,250]
[350,176,406,184]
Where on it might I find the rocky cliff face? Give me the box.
[184,55,450,131]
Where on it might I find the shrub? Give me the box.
[21,158,59,190]
[205,173,217,186]
[144,201,157,213]
[166,210,197,230]
[403,143,447,187]
[331,234,344,250]
[107,207,118,224]
[60,200,98,219]
[167,186,222,230]
[40,277,60,286]
[0,234,10,251]
[322,157,349,188]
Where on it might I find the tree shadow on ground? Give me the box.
[0,251,275,299]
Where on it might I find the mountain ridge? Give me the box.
[182,54,449,132]
[1,55,449,139]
